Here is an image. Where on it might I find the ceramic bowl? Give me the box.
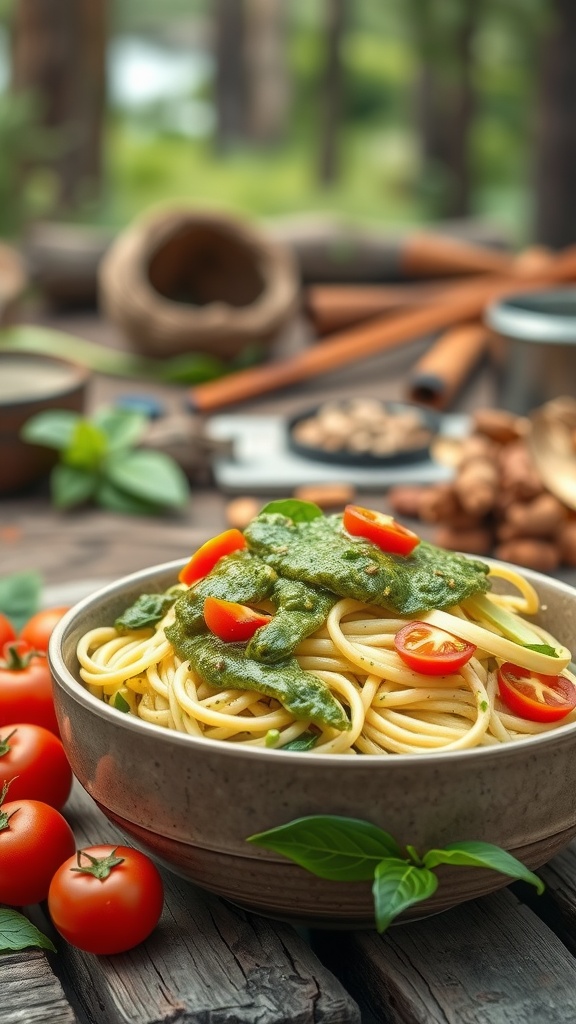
[49,559,576,929]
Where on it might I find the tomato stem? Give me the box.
[0,728,17,757]
[71,848,125,880]
[0,641,45,671]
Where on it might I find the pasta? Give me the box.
[76,555,576,756]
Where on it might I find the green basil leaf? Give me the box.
[95,478,161,516]
[423,841,545,895]
[20,409,81,451]
[523,643,559,658]
[0,572,42,632]
[63,421,108,471]
[113,692,131,713]
[281,732,319,751]
[160,352,228,384]
[259,499,324,523]
[51,463,96,508]
[92,407,148,450]
[0,908,56,952]
[104,450,189,508]
[115,593,177,632]
[247,815,402,880]
[373,858,438,933]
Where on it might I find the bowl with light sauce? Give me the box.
[0,351,90,494]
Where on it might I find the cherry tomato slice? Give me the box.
[179,529,247,586]
[497,662,576,723]
[394,621,476,676]
[204,597,271,643]
[343,505,420,556]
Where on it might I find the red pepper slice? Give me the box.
[497,662,576,723]
[394,621,476,675]
[179,530,247,586]
[343,505,420,556]
[203,597,271,643]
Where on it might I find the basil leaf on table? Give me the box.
[92,407,148,451]
[248,815,403,880]
[247,814,545,932]
[0,909,56,953]
[63,421,108,471]
[373,859,438,933]
[94,479,162,516]
[20,409,81,451]
[423,840,545,894]
[51,464,97,509]
[104,449,189,508]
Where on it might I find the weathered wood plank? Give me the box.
[313,888,576,1024]
[0,948,78,1024]
[538,841,576,952]
[42,783,360,1024]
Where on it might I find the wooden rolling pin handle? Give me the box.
[406,321,490,410]
[400,232,514,278]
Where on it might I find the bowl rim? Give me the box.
[48,556,576,768]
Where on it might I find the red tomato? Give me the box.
[394,621,476,676]
[0,723,72,809]
[498,662,576,723]
[20,607,70,653]
[204,596,271,643]
[0,614,16,654]
[0,643,59,735]
[0,795,76,905]
[48,845,164,954]
[343,505,420,556]
[179,529,247,586]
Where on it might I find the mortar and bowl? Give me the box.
[48,552,576,930]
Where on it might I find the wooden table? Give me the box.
[3,309,576,1023]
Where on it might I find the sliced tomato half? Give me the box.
[342,505,420,556]
[394,621,476,676]
[179,529,247,586]
[203,597,271,643]
[497,662,576,723]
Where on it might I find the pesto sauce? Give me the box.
[244,513,490,615]
[164,629,350,731]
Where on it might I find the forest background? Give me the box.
[0,0,573,249]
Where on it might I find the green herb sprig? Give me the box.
[0,908,55,953]
[21,407,190,516]
[247,815,544,932]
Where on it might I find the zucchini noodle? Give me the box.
[76,564,576,755]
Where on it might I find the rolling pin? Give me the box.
[406,321,490,410]
[188,246,576,414]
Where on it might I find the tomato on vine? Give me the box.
[0,642,59,734]
[0,783,76,905]
[48,845,164,954]
[0,723,72,809]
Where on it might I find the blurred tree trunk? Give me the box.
[318,0,347,185]
[244,0,290,144]
[534,0,576,247]
[410,0,478,218]
[11,0,107,211]
[214,0,247,151]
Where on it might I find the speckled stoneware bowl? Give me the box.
[49,559,576,929]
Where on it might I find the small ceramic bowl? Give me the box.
[49,559,576,929]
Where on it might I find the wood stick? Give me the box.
[400,232,514,278]
[305,281,459,335]
[406,321,490,410]
[188,247,576,414]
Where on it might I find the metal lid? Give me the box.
[485,287,576,344]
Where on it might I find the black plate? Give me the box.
[286,400,441,468]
